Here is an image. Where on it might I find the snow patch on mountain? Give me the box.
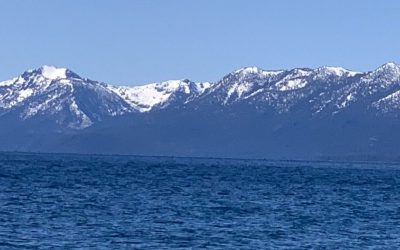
[234,67,284,78]
[0,77,18,87]
[22,92,64,118]
[278,78,308,91]
[17,89,34,102]
[315,66,360,78]
[195,82,212,94]
[69,98,93,129]
[108,80,212,112]
[338,93,356,109]
[40,65,67,80]
[373,90,400,112]
[275,69,312,91]
[224,81,254,104]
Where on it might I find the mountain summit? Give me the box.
[1,63,400,160]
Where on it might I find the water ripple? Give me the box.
[1,153,400,248]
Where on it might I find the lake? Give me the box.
[1,153,400,249]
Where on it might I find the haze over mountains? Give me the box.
[1,63,400,160]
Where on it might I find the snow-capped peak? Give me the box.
[380,62,399,68]
[374,62,400,74]
[234,66,283,77]
[363,62,400,83]
[108,79,212,112]
[0,65,70,87]
[39,65,68,80]
[315,66,360,77]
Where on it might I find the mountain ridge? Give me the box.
[1,63,400,160]
[1,63,400,128]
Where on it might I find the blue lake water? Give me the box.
[1,153,400,249]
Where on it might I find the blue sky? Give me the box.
[1,0,399,85]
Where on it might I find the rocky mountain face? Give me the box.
[1,63,400,160]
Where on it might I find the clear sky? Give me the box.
[1,0,400,85]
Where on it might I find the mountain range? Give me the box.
[1,63,400,161]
